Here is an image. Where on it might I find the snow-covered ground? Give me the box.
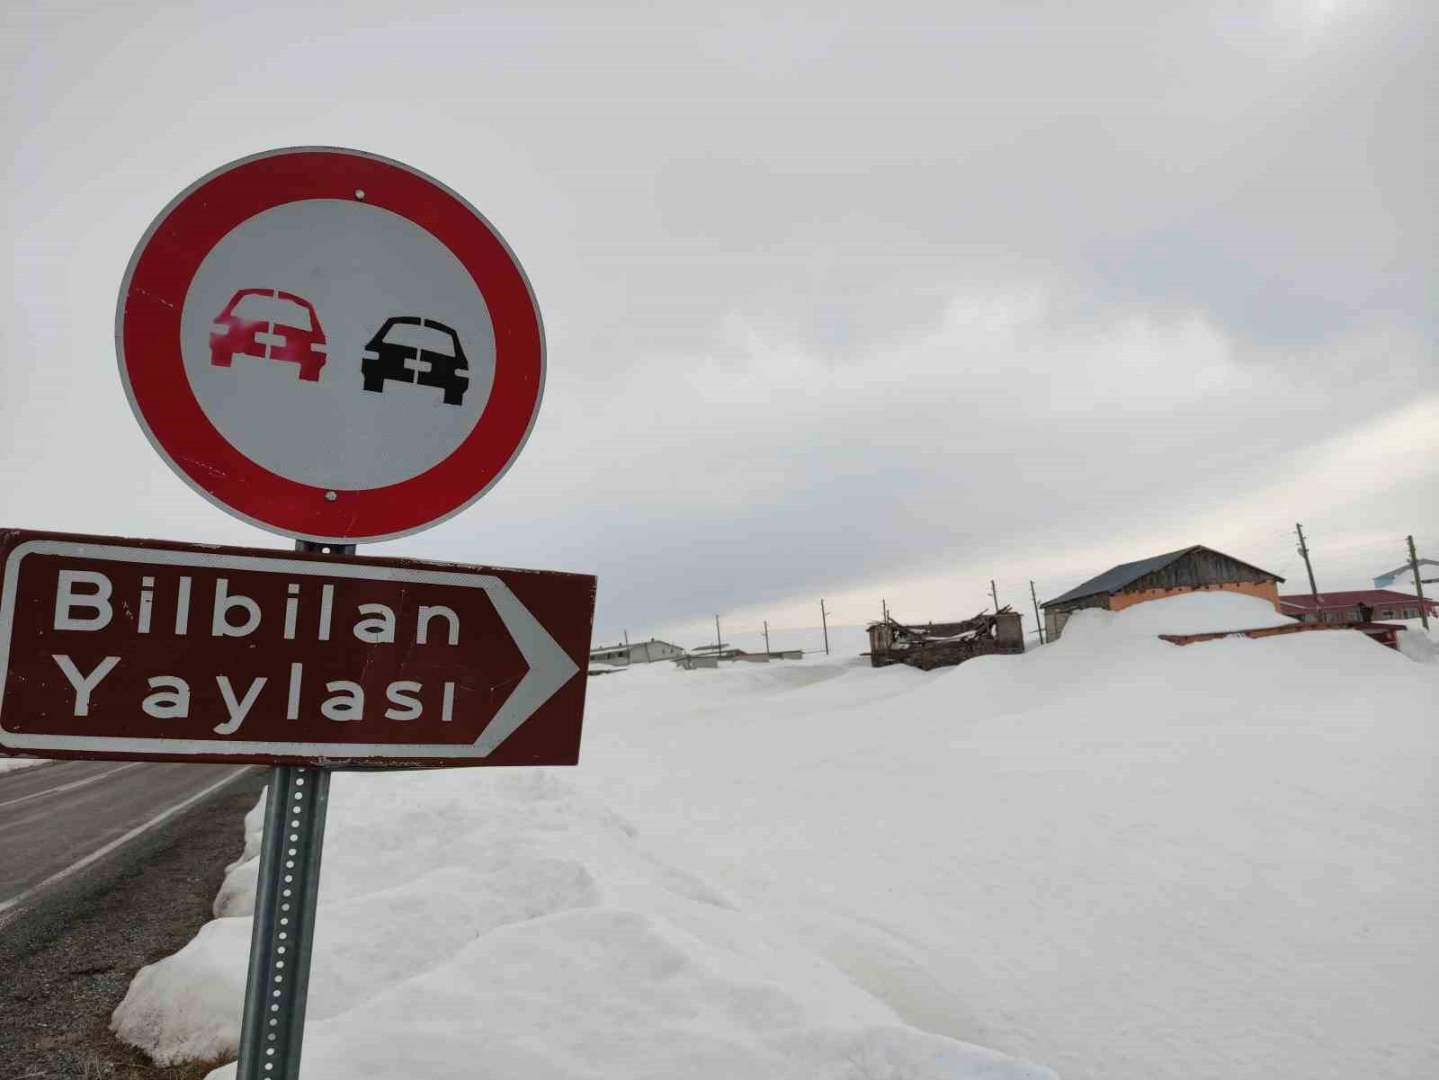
[114,593,1438,1079]
[0,756,47,774]
[1391,616,1439,663]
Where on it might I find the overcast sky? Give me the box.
[3,1,1434,650]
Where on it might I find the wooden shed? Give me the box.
[1041,546,1284,641]
[866,610,1024,670]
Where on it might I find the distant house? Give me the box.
[673,645,804,669]
[589,639,686,666]
[1041,545,1284,641]
[1373,560,1438,589]
[673,654,719,670]
[1279,590,1437,624]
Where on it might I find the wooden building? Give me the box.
[866,610,1024,670]
[1041,546,1284,641]
[1278,590,1437,624]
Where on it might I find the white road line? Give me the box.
[0,767,251,925]
[0,761,146,811]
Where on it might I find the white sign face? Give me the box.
[180,199,497,491]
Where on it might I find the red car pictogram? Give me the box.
[210,289,328,381]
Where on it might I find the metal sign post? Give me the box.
[233,539,344,1079]
[235,763,331,1079]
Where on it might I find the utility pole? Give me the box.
[882,598,888,621]
[1407,535,1430,631]
[623,628,630,666]
[820,599,830,656]
[1295,523,1320,617]
[763,619,771,655]
[990,580,1000,613]
[1029,580,1045,645]
[715,615,722,658]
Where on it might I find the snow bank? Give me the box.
[0,755,48,774]
[113,770,1050,1080]
[1057,589,1294,641]
[115,592,1437,1080]
[1390,617,1439,660]
[575,595,1439,1080]
[1397,629,1437,664]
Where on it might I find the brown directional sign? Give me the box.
[0,530,595,768]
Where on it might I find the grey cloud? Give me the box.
[2,1,1433,642]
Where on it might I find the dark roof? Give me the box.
[1043,546,1282,608]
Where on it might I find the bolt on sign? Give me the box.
[0,531,594,767]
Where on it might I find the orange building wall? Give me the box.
[1108,580,1281,612]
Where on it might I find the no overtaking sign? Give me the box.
[116,147,546,545]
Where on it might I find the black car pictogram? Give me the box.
[361,317,470,406]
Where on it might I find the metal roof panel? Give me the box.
[1042,547,1198,607]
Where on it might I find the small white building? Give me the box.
[1374,559,1437,589]
[589,639,687,666]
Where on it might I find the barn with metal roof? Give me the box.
[1041,546,1285,641]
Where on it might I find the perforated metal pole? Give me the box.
[235,540,349,1080]
[235,765,331,1079]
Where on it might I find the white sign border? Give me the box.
[0,540,580,761]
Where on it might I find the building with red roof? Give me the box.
[1278,590,1437,624]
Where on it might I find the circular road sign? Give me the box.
[117,147,545,544]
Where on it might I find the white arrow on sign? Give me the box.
[471,578,578,756]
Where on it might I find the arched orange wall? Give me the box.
[1108,580,1281,612]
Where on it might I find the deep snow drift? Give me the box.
[114,753,1049,1079]
[114,593,1437,1079]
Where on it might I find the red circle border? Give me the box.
[118,148,544,543]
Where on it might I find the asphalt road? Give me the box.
[0,760,254,921]
[0,760,268,1077]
